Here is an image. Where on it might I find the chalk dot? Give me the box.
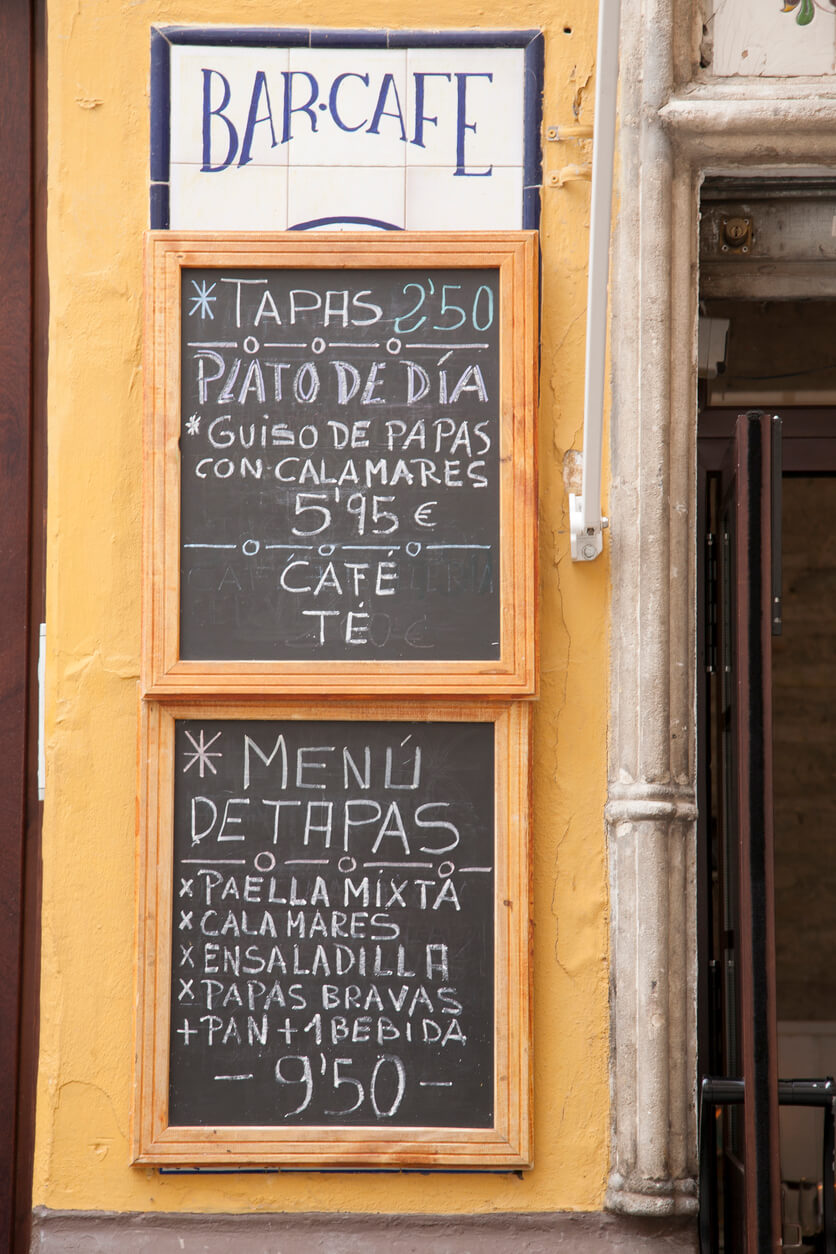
[242,538,260,556]
[311,336,327,354]
[438,861,455,879]
[318,543,336,556]
[386,337,402,354]
[254,851,276,872]
[338,856,357,873]
[406,541,422,556]
[243,335,260,354]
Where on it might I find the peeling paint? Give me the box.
[562,449,583,499]
[573,71,593,122]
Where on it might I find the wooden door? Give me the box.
[0,0,42,1249]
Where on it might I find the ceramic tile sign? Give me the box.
[709,0,836,75]
[143,233,538,698]
[150,28,543,231]
[133,700,532,1167]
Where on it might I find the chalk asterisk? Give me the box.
[185,413,201,435]
[189,279,217,319]
[182,729,223,777]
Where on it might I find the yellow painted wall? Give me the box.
[35,0,610,1216]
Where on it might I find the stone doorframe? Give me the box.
[605,0,836,1217]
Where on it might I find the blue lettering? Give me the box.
[282,71,320,143]
[329,72,370,133]
[197,64,498,174]
[454,72,492,177]
[367,73,407,142]
[201,69,239,172]
[239,70,279,166]
[411,72,451,148]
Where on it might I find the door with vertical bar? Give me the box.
[700,411,782,1253]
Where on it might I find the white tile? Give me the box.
[166,41,529,230]
[285,49,408,167]
[405,164,523,230]
[287,164,405,230]
[169,161,289,230]
[170,45,290,168]
[405,47,525,171]
[710,0,836,75]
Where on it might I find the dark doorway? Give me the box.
[698,306,836,1250]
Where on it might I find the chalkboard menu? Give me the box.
[138,234,534,1169]
[143,234,537,696]
[170,717,494,1128]
[180,266,500,664]
[134,701,531,1167]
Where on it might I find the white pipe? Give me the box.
[570,0,621,562]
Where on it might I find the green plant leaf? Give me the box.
[797,0,815,23]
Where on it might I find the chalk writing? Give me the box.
[179,268,501,662]
[168,718,495,1129]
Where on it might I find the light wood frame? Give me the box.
[133,698,531,1167]
[142,232,538,698]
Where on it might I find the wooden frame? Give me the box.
[142,232,538,698]
[0,1,42,1247]
[133,698,531,1167]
